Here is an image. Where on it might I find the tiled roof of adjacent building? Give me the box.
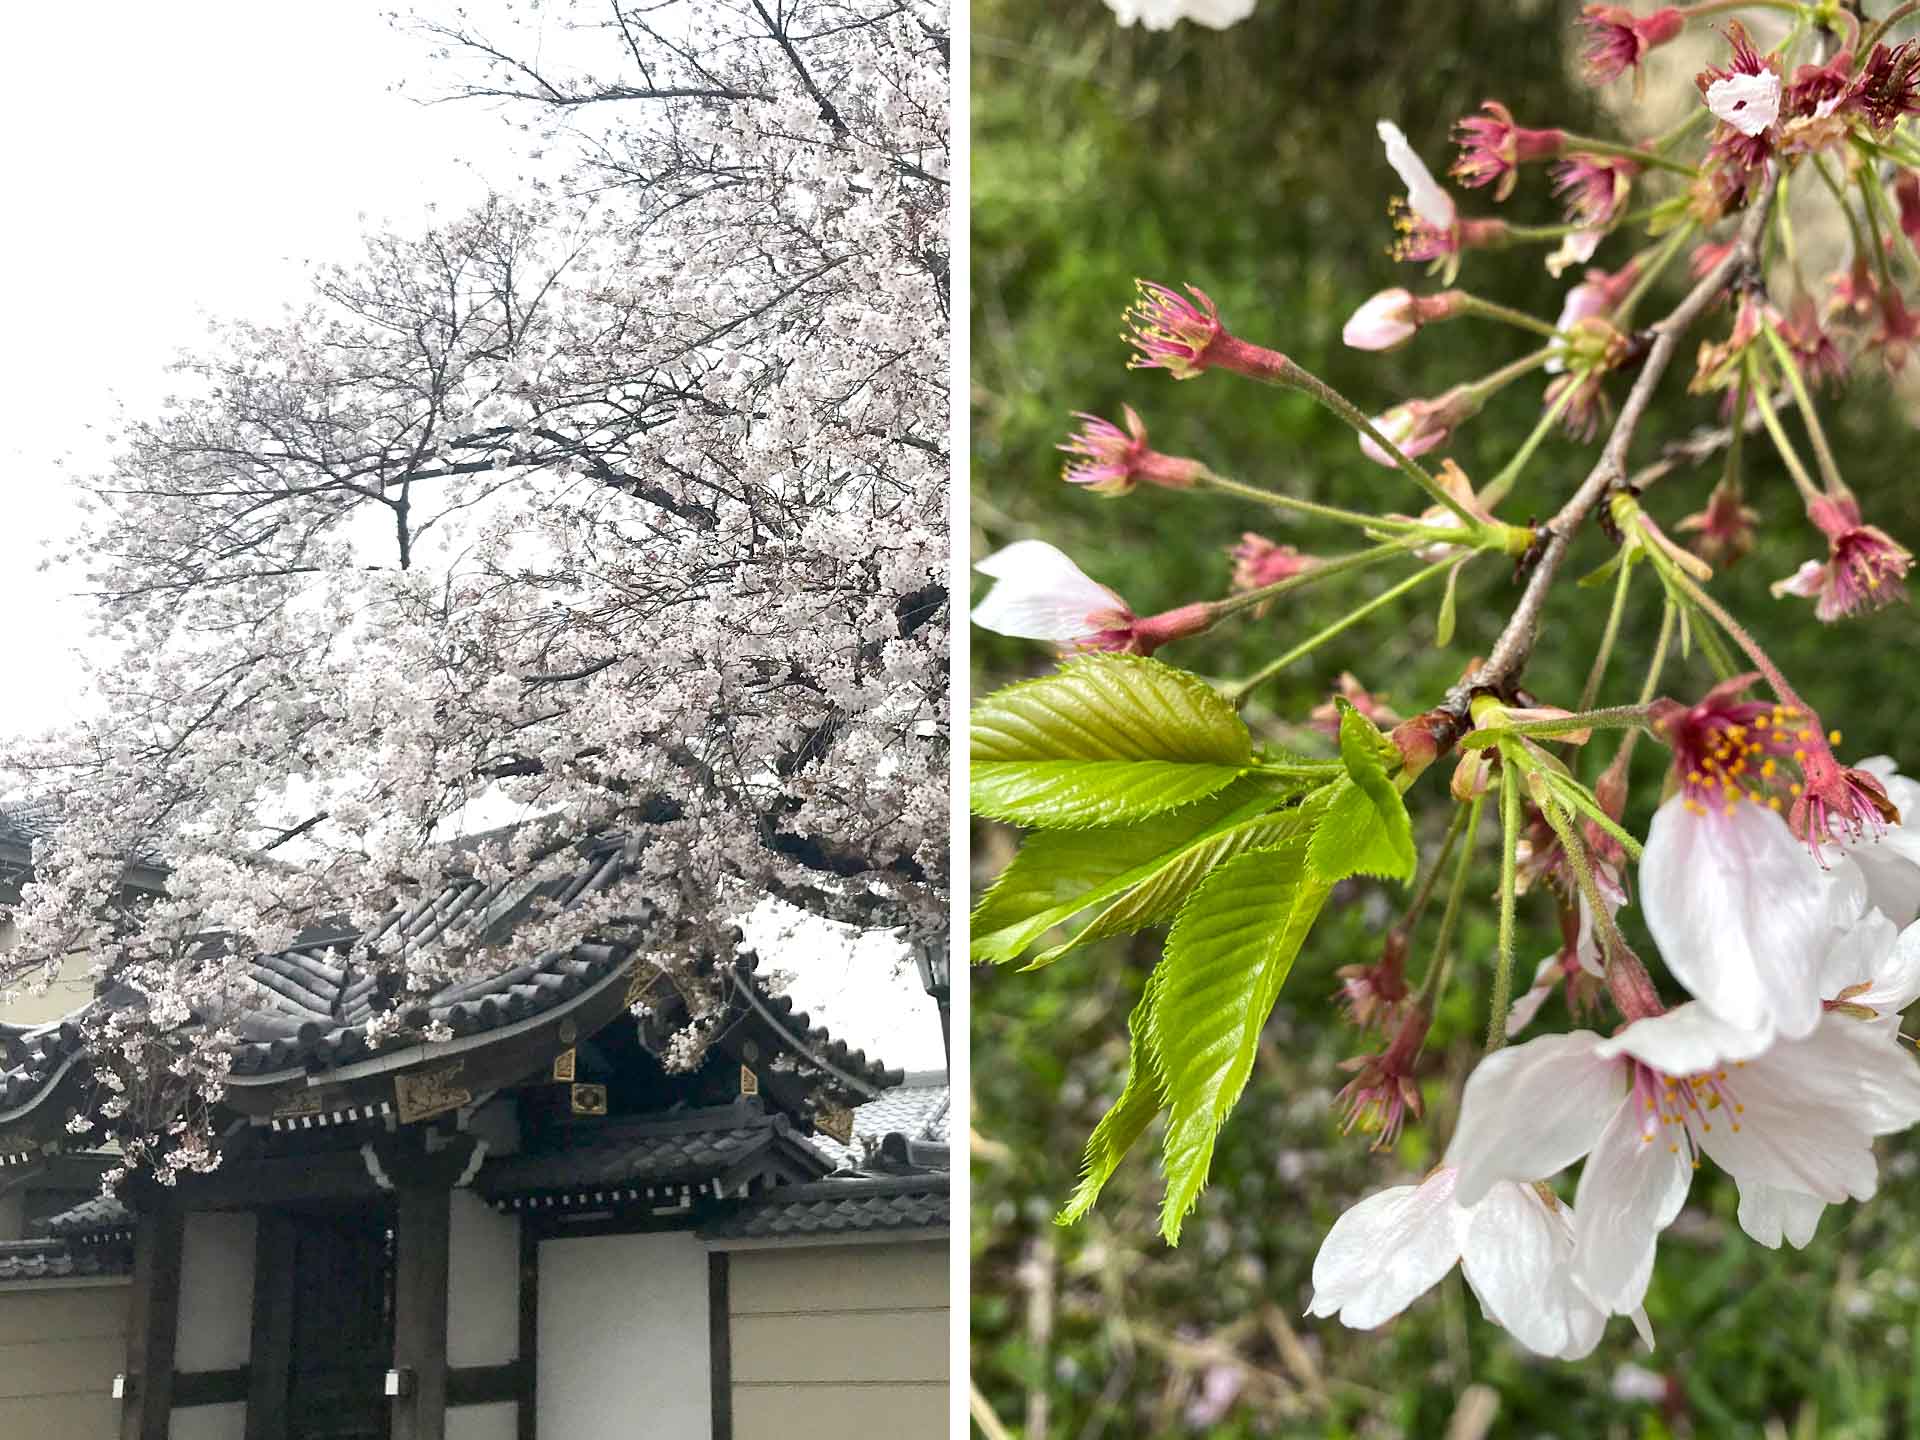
[699,1174,950,1240]
[475,1105,831,1207]
[43,1194,133,1239]
[809,1069,949,1170]
[0,1238,130,1283]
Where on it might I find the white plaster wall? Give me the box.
[448,1190,519,1367]
[538,1232,710,1439]
[174,1212,256,1371]
[447,1401,518,1440]
[170,1401,246,1440]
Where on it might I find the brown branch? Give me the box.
[1432,177,1778,744]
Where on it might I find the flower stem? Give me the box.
[1862,1,1920,57]
[1454,293,1564,340]
[1256,359,1481,527]
[1222,558,1456,706]
[1746,362,1825,504]
[1480,385,1574,509]
[1487,754,1523,1051]
[1580,557,1636,712]
[1419,795,1484,1011]
[1197,472,1419,531]
[1759,320,1847,498]
[1615,224,1695,328]
[1460,705,1653,747]
[1404,802,1470,943]
[1210,541,1411,618]
[1557,132,1699,177]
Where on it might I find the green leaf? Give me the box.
[971,655,1253,827]
[969,782,1286,965]
[1031,805,1316,966]
[1057,983,1164,1225]
[1152,843,1332,1243]
[1306,704,1416,884]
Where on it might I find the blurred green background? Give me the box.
[970,2,1920,1436]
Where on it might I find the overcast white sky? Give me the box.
[0,5,946,1070]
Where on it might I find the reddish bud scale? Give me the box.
[1335,1005,1430,1151]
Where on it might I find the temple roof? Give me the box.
[699,1174,949,1241]
[0,1237,130,1283]
[808,1070,949,1170]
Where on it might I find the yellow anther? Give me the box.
[1790,782,1803,796]
[1755,715,1769,729]
[1762,760,1777,779]
[1829,729,1843,744]
[1797,728,1813,742]
[1769,798,1782,811]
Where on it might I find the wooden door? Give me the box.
[287,1209,395,1440]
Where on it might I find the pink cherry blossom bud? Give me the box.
[1342,288,1466,351]
[1227,533,1320,593]
[1058,406,1204,496]
[1579,6,1684,88]
[1771,496,1914,622]
[1551,153,1640,229]
[1451,101,1566,202]
[1675,483,1760,568]
[1335,1005,1429,1150]
[1123,279,1292,383]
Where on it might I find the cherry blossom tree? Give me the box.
[3,0,949,1181]
[973,5,1920,1359]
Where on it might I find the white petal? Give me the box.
[1545,228,1603,279]
[1772,558,1827,599]
[1640,798,1837,1040]
[970,540,1128,644]
[1596,1001,1773,1075]
[1736,1180,1826,1249]
[1693,1034,1880,1200]
[1446,1032,1623,1205]
[1307,1169,1463,1329]
[1574,890,1614,978]
[1706,71,1781,137]
[1376,120,1456,230]
[1505,956,1560,1037]
[1785,1011,1920,1137]
[1460,1184,1606,1359]
[1865,918,1920,1013]
[1571,1096,1692,1315]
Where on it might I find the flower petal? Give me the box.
[971,540,1128,644]
[1692,1032,1880,1201]
[1735,1180,1826,1250]
[1640,798,1843,1040]
[1571,1096,1692,1315]
[1505,956,1560,1038]
[1447,1032,1623,1205]
[1377,119,1457,230]
[1460,1184,1607,1359]
[1596,1001,1773,1075]
[1307,1169,1463,1329]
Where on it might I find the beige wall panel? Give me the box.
[730,1309,944,1385]
[732,1382,944,1438]
[171,1401,246,1440]
[175,1212,255,1371]
[447,1400,519,1440]
[0,1335,126,1398]
[727,1240,946,1314]
[0,1283,127,1344]
[0,1391,121,1435]
[447,1191,518,1367]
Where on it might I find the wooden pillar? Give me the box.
[708,1252,733,1440]
[120,1202,184,1440]
[517,1219,539,1440]
[391,1185,451,1440]
[244,1210,296,1440]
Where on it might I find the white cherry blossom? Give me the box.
[1705,70,1781,137]
[1102,0,1257,30]
[1376,120,1457,232]
[971,541,1131,646]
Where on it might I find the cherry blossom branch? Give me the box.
[1431,174,1778,744]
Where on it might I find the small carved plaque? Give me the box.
[815,1103,854,1145]
[394,1062,471,1124]
[739,1065,759,1097]
[570,1083,609,1116]
[552,1048,577,1082]
[623,960,664,1010]
[273,1090,328,1119]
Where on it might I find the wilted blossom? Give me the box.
[1309,1165,1649,1358]
[1578,6,1685,89]
[971,539,1212,655]
[1227,533,1320,594]
[1552,153,1640,229]
[1379,119,1514,272]
[1335,1005,1430,1150]
[1772,495,1914,623]
[1058,406,1205,496]
[1123,279,1292,383]
[1851,39,1920,134]
[1337,928,1410,1031]
[1102,0,1257,30]
[1676,482,1760,567]
[1451,101,1565,201]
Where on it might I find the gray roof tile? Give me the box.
[700,1175,949,1240]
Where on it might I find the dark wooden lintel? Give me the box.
[447,1362,522,1407]
[173,1367,249,1407]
